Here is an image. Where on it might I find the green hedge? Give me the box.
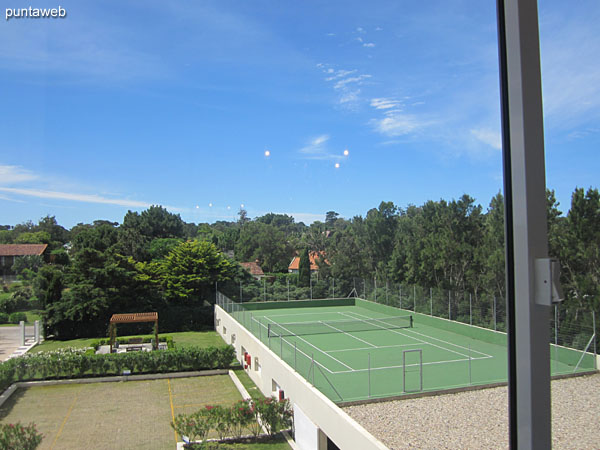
[0,345,235,393]
[91,335,175,350]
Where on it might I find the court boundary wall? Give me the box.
[214,304,388,450]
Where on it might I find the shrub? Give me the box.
[0,345,236,392]
[253,397,293,436]
[0,422,43,450]
[0,312,9,324]
[172,410,211,443]
[9,312,27,324]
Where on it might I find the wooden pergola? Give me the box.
[109,312,158,352]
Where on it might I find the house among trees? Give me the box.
[0,244,48,282]
[288,251,326,274]
[240,260,265,280]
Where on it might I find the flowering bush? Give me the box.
[0,422,43,450]
[171,397,293,445]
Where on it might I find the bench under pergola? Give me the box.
[109,312,158,352]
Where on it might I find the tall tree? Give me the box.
[298,248,311,287]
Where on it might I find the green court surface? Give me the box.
[221,297,595,403]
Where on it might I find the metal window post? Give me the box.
[497,0,552,447]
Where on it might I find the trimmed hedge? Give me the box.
[0,345,235,393]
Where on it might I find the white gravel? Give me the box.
[344,373,600,449]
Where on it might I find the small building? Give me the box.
[240,260,265,280]
[288,251,327,274]
[0,244,48,282]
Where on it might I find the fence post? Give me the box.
[399,285,402,309]
[448,290,451,320]
[413,286,416,312]
[34,320,40,344]
[469,293,472,326]
[493,296,497,331]
[374,277,377,302]
[593,311,597,370]
[368,353,371,398]
[430,288,433,316]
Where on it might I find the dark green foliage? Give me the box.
[298,249,310,288]
[9,312,27,324]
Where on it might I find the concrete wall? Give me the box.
[215,305,387,450]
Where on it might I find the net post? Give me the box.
[410,316,413,328]
[368,353,371,399]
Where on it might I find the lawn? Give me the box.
[0,375,245,450]
[31,330,228,353]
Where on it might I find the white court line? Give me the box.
[341,311,477,359]
[319,321,377,348]
[251,317,336,374]
[326,342,424,353]
[329,356,492,374]
[402,328,493,358]
[264,317,355,371]
[265,311,350,319]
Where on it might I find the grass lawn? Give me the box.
[232,369,264,401]
[31,330,228,353]
[0,375,246,450]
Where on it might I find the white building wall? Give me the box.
[215,305,388,450]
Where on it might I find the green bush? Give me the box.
[9,312,27,324]
[0,312,9,324]
[0,422,43,450]
[0,345,236,392]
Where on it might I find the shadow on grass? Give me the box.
[0,387,27,422]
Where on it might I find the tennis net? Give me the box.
[267,315,413,337]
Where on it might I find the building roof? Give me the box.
[0,244,48,257]
[109,312,158,324]
[240,260,265,277]
[288,251,327,271]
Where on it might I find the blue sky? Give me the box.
[1,0,598,228]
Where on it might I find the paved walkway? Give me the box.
[0,325,37,361]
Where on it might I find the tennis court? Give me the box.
[218,296,596,403]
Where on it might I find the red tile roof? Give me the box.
[0,244,48,257]
[240,260,265,277]
[288,251,327,271]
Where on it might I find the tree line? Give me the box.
[1,187,598,340]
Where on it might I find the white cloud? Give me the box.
[363,43,375,48]
[325,69,357,81]
[470,128,501,150]
[371,98,400,110]
[0,187,154,208]
[0,165,38,184]
[370,114,423,137]
[333,75,371,90]
[298,135,344,161]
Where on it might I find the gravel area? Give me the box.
[344,373,600,449]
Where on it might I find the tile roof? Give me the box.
[288,251,327,271]
[240,260,265,277]
[0,244,48,257]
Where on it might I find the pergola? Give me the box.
[109,312,159,352]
